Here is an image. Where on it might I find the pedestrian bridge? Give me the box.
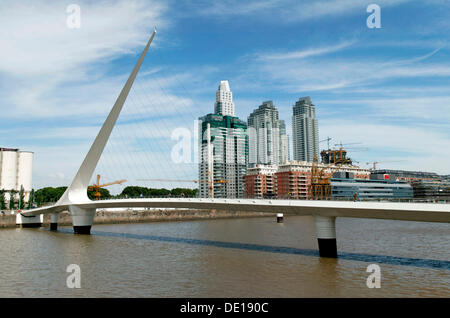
[18,29,450,258]
[22,197,450,224]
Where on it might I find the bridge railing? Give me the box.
[16,195,449,212]
[93,195,449,204]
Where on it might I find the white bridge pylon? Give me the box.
[19,28,157,234]
[19,29,450,258]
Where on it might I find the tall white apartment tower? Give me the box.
[292,96,319,162]
[247,101,289,166]
[214,80,235,116]
[279,120,290,164]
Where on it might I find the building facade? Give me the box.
[279,120,290,164]
[244,165,277,198]
[331,176,413,200]
[371,169,438,183]
[371,169,449,201]
[292,96,319,162]
[214,80,235,116]
[274,161,370,199]
[0,148,33,203]
[410,179,450,201]
[198,82,248,199]
[247,101,289,167]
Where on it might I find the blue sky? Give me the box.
[0,0,449,192]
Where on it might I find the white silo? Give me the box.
[17,151,34,201]
[0,148,19,202]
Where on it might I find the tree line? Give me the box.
[0,186,198,209]
[0,186,28,210]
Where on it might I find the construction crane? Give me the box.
[88,174,127,200]
[136,178,227,184]
[137,179,200,183]
[136,177,228,199]
[310,155,331,200]
[334,142,362,148]
[319,142,368,166]
[319,136,332,150]
[366,160,405,170]
[310,154,348,200]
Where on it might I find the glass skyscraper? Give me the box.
[198,81,248,198]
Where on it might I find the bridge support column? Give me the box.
[50,213,58,231]
[277,213,284,223]
[16,213,43,228]
[69,206,95,235]
[314,215,337,258]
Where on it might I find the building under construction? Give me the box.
[310,148,357,200]
[320,148,353,165]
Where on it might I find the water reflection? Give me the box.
[57,228,450,270]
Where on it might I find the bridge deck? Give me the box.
[21,198,450,223]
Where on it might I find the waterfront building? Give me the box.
[0,147,33,203]
[244,164,277,198]
[331,174,413,200]
[198,81,248,198]
[371,169,449,201]
[247,101,289,166]
[275,161,370,199]
[410,179,450,201]
[371,169,438,182]
[292,96,319,162]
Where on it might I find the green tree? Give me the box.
[149,188,170,197]
[34,187,67,206]
[19,185,25,210]
[9,190,17,210]
[0,190,6,210]
[27,189,35,209]
[87,187,111,200]
[121,186,150,198]
[120,186,198,198]
[170,188,198,197]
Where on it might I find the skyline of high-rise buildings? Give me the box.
[199,81,320,198]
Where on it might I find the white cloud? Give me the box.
[321,96,450,123]
[246,46,450,93]
[194,0,411,22]
[0,0,166,76]
[0,0,169,119]
[256,41,354,61]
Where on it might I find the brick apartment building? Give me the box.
[244,165,277,198]
[244,161,370,199]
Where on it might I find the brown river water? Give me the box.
[0,216,448,297]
